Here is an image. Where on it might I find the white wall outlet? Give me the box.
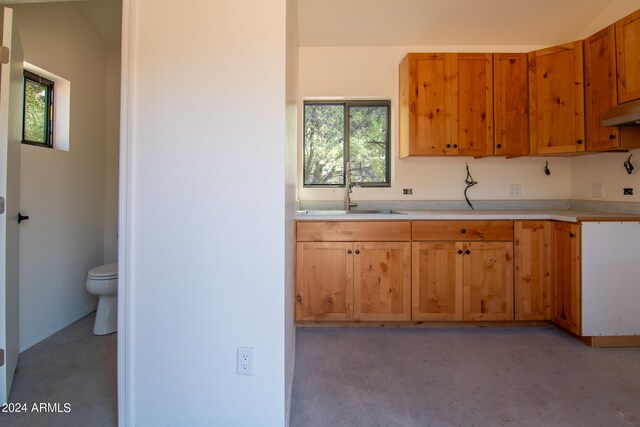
[508,184,521,198]
[592,183,604,199]
[237,347,254,375]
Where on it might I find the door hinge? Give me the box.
[0,46,9,64]
[0,196,4,214]
[0,349,4,367]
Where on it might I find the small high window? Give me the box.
[303,100,391,187]
[22,70,54,148]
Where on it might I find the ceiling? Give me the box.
[297,0,621,47]
[0,0,121,49]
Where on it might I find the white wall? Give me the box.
[285,0,298,423]
[123,0,290,425]
[298,46,572,203]
[104,48,120,263]
[10,2,109,350]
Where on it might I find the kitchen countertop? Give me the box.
[296,209,640,222]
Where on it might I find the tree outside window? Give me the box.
[303,101,390,187]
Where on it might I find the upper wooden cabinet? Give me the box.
[616,9,640,103]
[399,53,453,156]
[399,53,494,157]
[584,25,640,151]
[529,42,585,155]
[493,54,530,156]
[452,53,494,156]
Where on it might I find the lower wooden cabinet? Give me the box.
[296,220,579,328]
[353,242,411,321]
[514,221,552,320]
[463,242,514,321]
[295,242,353,321]
[295,240,411,321]
[412,242,463,321]
[552,222,581,334]
[412,241,514,321]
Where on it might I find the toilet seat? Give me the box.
[88,262,118,280]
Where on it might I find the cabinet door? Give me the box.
[412,242,463,321]
[296,242,353,321]
[584,25,620,151]
[354,242,411,321]
[399,53,452,156]
[616,9,640,103]
[552,222,581,335]
[452,53,494,156]
[514,221,552,320]
[493,53,529,156]
[463,242,514,321]
[529,42,585,154]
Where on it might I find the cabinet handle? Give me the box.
[576,139,583,145]
[446,144,451,149]
[347,249,352,254]
[569,232,575,238]
[453,144,458,149]
[457,249,463,254]
[496,143,502,149]
[460,228,466,234]
[296,295,302,303]
[355,249,360,255]
[465,250,470,255]
[609,134,616,140]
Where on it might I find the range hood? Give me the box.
[601,99,640,127]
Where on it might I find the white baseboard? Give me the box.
[19,304,98,352]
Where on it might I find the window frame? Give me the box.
[303,100,391,188]
[22,70,55,149]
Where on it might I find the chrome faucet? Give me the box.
[344,162,360,210]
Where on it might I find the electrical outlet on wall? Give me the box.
[592,183,604,199]
[237,347,254,375]
[508,184,521,198]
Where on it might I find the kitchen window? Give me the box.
[22,70,54,148]
[303,100,391,187]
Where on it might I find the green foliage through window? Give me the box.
[303,101,390,186]
[23,70,54,148]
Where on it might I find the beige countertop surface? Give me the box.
[295,209,640,222]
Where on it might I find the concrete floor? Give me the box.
[290,327,640,427]
[0,313,116,427]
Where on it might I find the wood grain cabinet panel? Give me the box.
[616,9,640,103]
[399,53,453,156]
[296,221,411,242]
[529,42,585,154]
[463,242,514,321]
[412,220,514,241]
[452,53,494,156]
[295,242,353,321]
[552,222,581,335]
[493,53,529,156]
[412,242,463,321]
[584,26,640,151]
[354,242,411,321]
[514,221,552,320]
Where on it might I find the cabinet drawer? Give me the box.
[297,221,411,242]
[412,221,514,241]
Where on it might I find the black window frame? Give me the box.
[22,70,54,148]
[303,100,391,188]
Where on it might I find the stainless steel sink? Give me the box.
[297,209,406,215]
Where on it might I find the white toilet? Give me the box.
[86,263,118,335]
